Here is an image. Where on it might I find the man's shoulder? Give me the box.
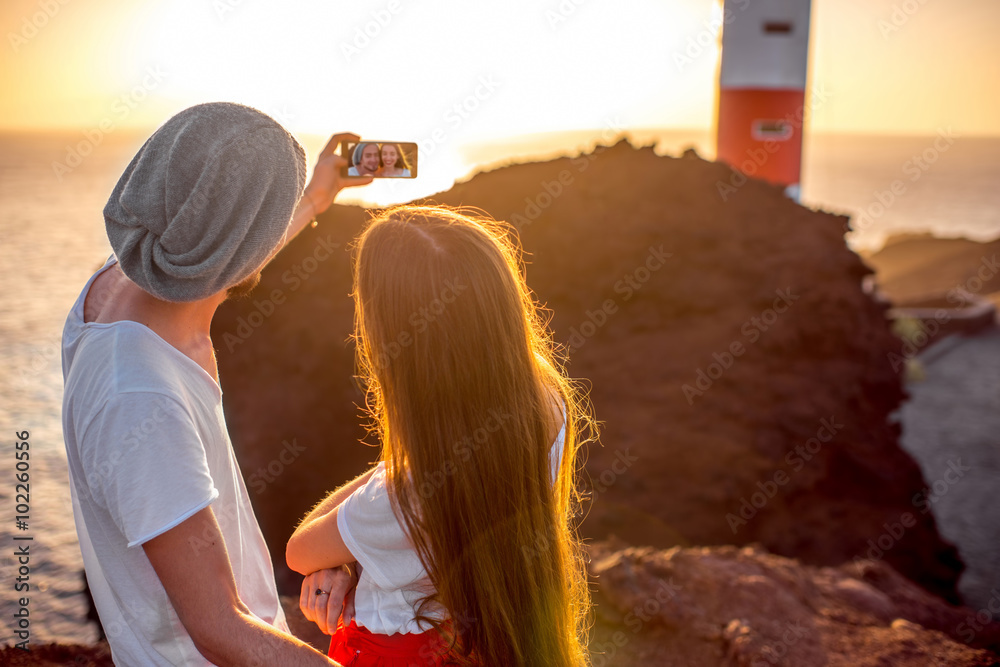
[65,323,209,420]
[82,322,196,377]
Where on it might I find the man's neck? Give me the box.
[86,264,226,381]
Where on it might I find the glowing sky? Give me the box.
[2,0,997,139]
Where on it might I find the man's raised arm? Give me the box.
[280,132,374,250]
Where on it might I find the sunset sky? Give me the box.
[1,0,997,141]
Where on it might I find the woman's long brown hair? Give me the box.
[352,205,595,666]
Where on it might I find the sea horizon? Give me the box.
[3,125,997,252]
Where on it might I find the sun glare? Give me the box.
[1,0,998,204]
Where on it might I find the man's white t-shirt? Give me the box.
[337,419,566,635]
[61,256,287,665]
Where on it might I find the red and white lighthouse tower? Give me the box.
[716,0,813,200]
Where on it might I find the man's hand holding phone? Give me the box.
[302,132,374,218]
[280,133,417,249]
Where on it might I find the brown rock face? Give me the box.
[586,540,1000,666]
[861,234,1000,306]
[0,642,113,666]
[213,140,962,601]
[12,542,996,666]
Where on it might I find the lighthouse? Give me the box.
[716,0,813,201]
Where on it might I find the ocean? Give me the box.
[1,128,998,644]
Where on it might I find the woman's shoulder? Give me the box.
[340,463,412,547]
[543,385,566,443]
[352,462,388,497]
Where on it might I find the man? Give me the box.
[346,142,380,176]
[61,103,370,665]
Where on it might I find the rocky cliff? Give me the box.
[213,140,963,603]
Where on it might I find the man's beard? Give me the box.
[226,270,262,300]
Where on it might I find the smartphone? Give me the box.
[340,140,418,178]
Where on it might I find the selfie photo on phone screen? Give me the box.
[341,141,418,178]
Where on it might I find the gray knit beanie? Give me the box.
[104,102,307,302]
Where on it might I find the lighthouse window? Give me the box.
[763,21,793,34]
[752,120,793,142]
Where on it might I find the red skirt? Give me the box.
[328,618,459,666]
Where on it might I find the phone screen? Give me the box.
[340,141,418,178]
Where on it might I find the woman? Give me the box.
[286,205,595,666]
[376,143,412,177]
